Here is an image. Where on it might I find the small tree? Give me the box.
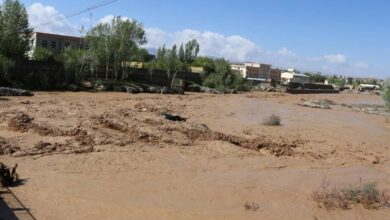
[383,78,390,108]
[203,58,248,90]
[86,16,146,80]
[150,40,199,88]
[0,0,32,61]
[32,47,55,61]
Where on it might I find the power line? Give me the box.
[32,0,119,29]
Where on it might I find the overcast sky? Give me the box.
[21,0,390,79]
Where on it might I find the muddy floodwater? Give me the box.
[1,92,389,220]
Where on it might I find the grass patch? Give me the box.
[312,179,390,210]
[263,114,281,126]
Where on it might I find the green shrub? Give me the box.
[32,47,55,61]
[313,180,390,210]
[383,78,390,108]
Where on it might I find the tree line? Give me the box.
[0,0,247,91]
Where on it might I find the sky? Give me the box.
[20,0,390,78]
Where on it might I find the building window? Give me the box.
[64,42,70,47]
[41,40,48,48]
[50,41,56,49]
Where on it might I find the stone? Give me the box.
[0,87,33,96]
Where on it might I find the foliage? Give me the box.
[202,58,249,91]
[0,0,32,61]
[312,180,390,210]
[184,39,200,63]
[149,40,199,88]
[57,48,97,84]
[305,73,326,83]
[32,47,55,61]
[135,48,154,62]
[383,78,390,108]
[86,16,146,80]
[367,79,378,85]
[192,56,215,76]
[327,75,345,87]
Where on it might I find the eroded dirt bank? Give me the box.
[0,92,389,220]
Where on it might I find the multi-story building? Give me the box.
[270,68,282,82]
[281,68,310,84]
[29,32,85,58]
[230,62,272,81]
[231,64,247,77]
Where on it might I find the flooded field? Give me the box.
[0,92,389,220]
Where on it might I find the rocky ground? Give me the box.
[0,91,389,220]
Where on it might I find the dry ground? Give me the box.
[0,91,389,220]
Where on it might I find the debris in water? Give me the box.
[162,113,187,122]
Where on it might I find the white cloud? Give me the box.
[323,54,347,64]
[276,47,296,57]
[144,28,262,62]
[25,2,378,77]
[28,3,79,35]
[99,15,132,24]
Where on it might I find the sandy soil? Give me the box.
[0,91,389,220]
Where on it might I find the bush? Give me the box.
[32,47,55,61]
[263,114,281,126]
[202,59,249,91]
[313,180,390,210]
[383,78,390,108]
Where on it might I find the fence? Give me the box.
[6,61,202,89]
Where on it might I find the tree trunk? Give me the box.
[171,71,178,88]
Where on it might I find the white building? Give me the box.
[231,64,247,77]
[230,62,272,80]
[29,32,85,58]
[281,68,310,84]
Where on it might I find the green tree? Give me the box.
[57,48,94,84]
[0,0,32,60]
[184,39,200,63]
[203,58,247,90]
[150,42,194,88]
[383,78,390,108]
[305,73,326,83]
[86,16,146,80]
[135,48,153,62]
[327,75,345,87]
[178,43,185,62]
[192,56,215,76]
[32,47,55,61]
[367,79,378,85]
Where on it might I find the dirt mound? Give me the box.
[8,113,34,132]
[0,137,21,155]
[14,141,93,157]
[67,127,95,146]
[94,113,161,143]
[92,111,299,156]
[8,113,65,136]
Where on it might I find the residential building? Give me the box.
[230,62,272,80]
[29,32,85,58]
[270,68,282,82]
[231,64,247,77]
[281,68,310,84]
